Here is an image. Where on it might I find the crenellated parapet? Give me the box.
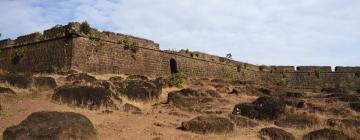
[296,66,332,72]
[335,66,360,73]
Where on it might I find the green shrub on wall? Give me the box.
[236,64,242,72]
[80,21,91,34]
[355,71,360,78]
[315,70,321,79]
[276,78,289,87]
[167,73,185,88]
[11,48,25,65]
[121,39,139,54]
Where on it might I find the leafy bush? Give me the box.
[122,39,139,54]
[276,78,289,87]
[167,73,185,88]
[80,21,91,34]
[315,70,320,78]
[355,71,360,78]
[12,48,24,65]
[237,64,242,72]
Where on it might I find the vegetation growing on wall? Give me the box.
[259,65,266,72]
[119,39,139,54]
[237,64,242,72]
[12,48,25,65]
[355,71,360,78]
[315,70,321,79]
[167,73,185,88]
[80,21,91,34]
[276,78,289,87]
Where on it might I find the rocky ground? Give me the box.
[0,71,360,140]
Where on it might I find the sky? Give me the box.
[0,0,359,66]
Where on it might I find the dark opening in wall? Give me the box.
[170,58,178,74]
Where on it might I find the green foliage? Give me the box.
[259,65,266,72]
[226,53,232,59]
[315,70,320,78]
[185,49,189,53]
[167,73,185,88]
[276,78,289,87]
[237,64,242,72]
[195,53,199,57]
[122,39,139,54]
[355,71,360,78]
[12,48,25,65]
[80,21,91,34]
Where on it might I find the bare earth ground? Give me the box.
[0,73,359,140]
[0,88,260,140]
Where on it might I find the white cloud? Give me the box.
[0,0,359,66]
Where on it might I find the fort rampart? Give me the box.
[0,22,359,90]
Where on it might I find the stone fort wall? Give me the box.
[0,22,359,90]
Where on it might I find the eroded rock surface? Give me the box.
[181,115,234,134]
[3,111,97,140]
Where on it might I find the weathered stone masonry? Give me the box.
[0,22,359,90]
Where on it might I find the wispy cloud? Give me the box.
[0,0,359,66]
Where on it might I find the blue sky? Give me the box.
[0,0,359,66]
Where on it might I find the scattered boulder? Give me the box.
[180,115,234,134]
[228,114,258,127]
[286,91,303,98]
[123,103,141,112]
[66,73,97,83]
[1,74,32,88]
[33,77,57,89]
[258,127,295,140]
[127,75,148,80]
[123,79,162,101]
[168,88,224,112]
[321,88,344,94]
[3,111,97,140]
[52,85,118,110]
[303,128,350,140]
[109,76,124,82]
[284,98,305,108]
[0,87,16,95]
[349,102,360,112]
[327,118,360,129]
[274,115,318,128]
[326,94,359,102]
[257,87,272,95]
[233,96,285,120]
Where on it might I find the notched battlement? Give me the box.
[335,66,360,73]
[296,66,332,72]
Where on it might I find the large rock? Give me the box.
[168,88,225,112]
[66,73,97,83]
[228,114,258,127]
[123,79,162,101]
[0,87,16,95]
[326,94,359,102]
[349,102,360,112]
[181,115,234,134]
[33,77,57,89]
[258,127,295,140]
[321,88,346,94]
[327,118,360,129]
[127,75,148,80]
[52,85,117,110]
[303,128,351,140]
[274,115,318,128]
[1,74,32,88]
[233,96,285,120]
[3,111,97,140]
